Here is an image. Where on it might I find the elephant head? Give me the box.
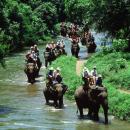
[43,83,68,108]
[24,63,37,84]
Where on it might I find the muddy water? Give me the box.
[0,38,130,130]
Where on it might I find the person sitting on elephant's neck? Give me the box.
[53,67,62,85]
[34,44,39,56]
[47,67,54,78]
[44,45,51,58]
[82,67,90,82]
[96,75,104,87]
[91,66,97,77]
[30,46,35,53]
[47,67,54,86]
[31,51,37,62]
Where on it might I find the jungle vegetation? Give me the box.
[0,0,130,58]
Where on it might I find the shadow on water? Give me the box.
[77,115,111,125]
[0,59,6,69]
[26,84,39,96]
[0,105,13,115]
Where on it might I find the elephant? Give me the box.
[61,26,67,37]
[35,57,42,77]
[81,37,87,46]
[87,41,97,53]
[71,43,80,58]
[24,63,38,84]
[43,83,68,108]
[74,78,108,124]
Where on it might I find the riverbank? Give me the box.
[50,53,130,121]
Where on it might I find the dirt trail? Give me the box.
[118,89,130,95]
[76,60,86,76]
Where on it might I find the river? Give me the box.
[0,36,130,130]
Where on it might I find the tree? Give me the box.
[64,0,88,24]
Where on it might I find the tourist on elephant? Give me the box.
[60,40,65,48]
[53,67,62,85]
[96,74,104,87]
[82,67,90,82]
[25,51,36,64]
[30,46,35,53]
[91,66,98,85]
[34,44,39,56]
[31,51,37,61]
[91,66,97,77]
[47,67,54,81]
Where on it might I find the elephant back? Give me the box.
[90,86,108,101]
[43,83,64,100]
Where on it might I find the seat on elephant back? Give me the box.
[90,86,108,99]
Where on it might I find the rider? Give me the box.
[47,67,54,80]
[91,66,98,85]
[34,44,39,56]
[91,66,97,77]
[30,46,35,53]
[96,74,104,87]
[46,67,54,88]
[82,67,90,80]
[53,67,62,85]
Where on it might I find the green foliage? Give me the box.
[49,56,82,99]
[34,2,58,31]
[113,39,129,51]
[106,83,130,120]
[0,44,9,58]
[64,0,88,24]
[0,0,61,59]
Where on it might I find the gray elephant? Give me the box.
[43,83,68,108]
[24,63,37,84]
[74,78,108,124]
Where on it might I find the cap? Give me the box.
[98,74,102,78]
[49,67,54,70]
[93,66,96,69]
[56,67,61,71]
[30,46,34,49]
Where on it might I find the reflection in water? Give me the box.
[26,84,38,96]
[0,59,6,69]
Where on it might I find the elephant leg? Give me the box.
[59,97,63,108]
[93,105,100,121]
[102,102,109,124]
[79,107,84,118]
[88,108,93,118]
[54,100,58,108]
[45,98,49,105]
